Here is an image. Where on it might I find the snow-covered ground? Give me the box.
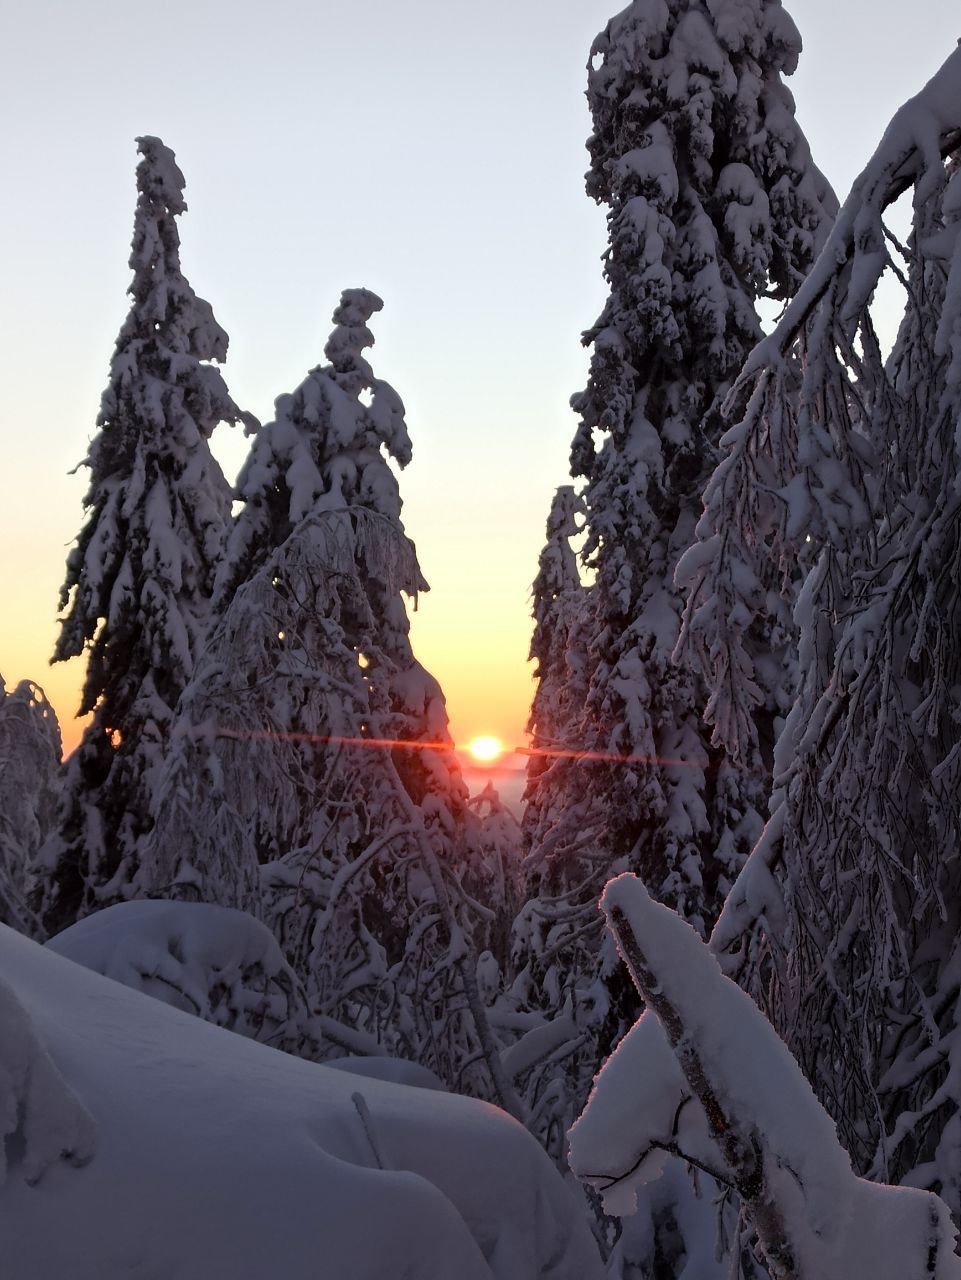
[0,922,601,1279]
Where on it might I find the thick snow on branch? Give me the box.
[742,45,961,372]
[570,875,961,1280]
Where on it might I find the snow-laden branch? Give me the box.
[738,45,961,375]
[570,875,961,1280]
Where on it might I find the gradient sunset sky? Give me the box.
[0,0,956,758]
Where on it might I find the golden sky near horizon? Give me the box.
[0,423,546,757]
[1,0,958,762]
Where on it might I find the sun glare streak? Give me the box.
[202,726,714,770]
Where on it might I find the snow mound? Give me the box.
[1,925,601,1279]
[46,899,309,1054]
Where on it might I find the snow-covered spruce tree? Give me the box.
[37,137,251,937]
[0,678,61,936]
[213,288,467,826]
[682,46,961,1215]
[145,293,521,1115]
[522,487,586,842]
[140,291,424,911]
[513,0,835,1142]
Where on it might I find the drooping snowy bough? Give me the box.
[570,875,961,1280]
[676,42,961,765]
[678,42,961,1205]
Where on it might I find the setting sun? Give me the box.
[465,735,505,766]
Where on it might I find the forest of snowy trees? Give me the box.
[6,1,961,1277]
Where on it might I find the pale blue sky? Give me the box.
[0,0,958,750]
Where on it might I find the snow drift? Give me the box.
[0,923,601,1279]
